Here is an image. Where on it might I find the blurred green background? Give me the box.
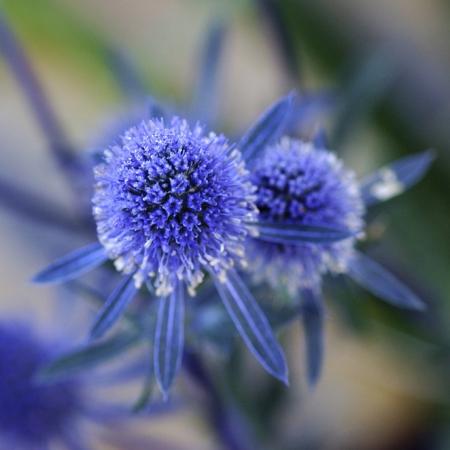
[0,0,449,449]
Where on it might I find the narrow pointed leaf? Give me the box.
[154,282,185,396]
[347,251,425,310]
[37,332,140,382]
[104,46,147,99]
[33,243,107,284]
[360,150,435,206]
[253,221,355,244]
[300,289,324,387]
[240,92,295,161]
[0,176,81,232]
[66,280,143,330]
[288,90,336,133]
[256,0,300,81]
[90,275,138,340]
[332,51,395,147]
[0,13,79,176]
[192,19,226,124]
[213,269,288,384]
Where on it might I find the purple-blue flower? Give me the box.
[246,135,434,387]
[1,8,295,396]
[93,116,256,296]
[0,322,81,448]
[34,96,298,395]
[0,319,176,449]
[248,138,364,294]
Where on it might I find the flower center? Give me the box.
[252,139,362,231]
[247,138,364,292]
[93,117,256,295]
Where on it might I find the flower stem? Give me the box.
[0,11,84,182]
[184,348,255,450]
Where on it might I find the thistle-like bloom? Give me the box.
[0,320,173,449]
[93,117,256,296]
[247,136,434,386]
[248,138,364,294]
[34,96,299,395]
[0,323,81,448]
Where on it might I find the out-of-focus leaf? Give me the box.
[347,251,426,310]
[37,332,140,382]
[288,90,336,135]
[192,18,226,124]
[193,289,300,350]
[213,269,288,384]
[326,276,371,335]
[255,0,300,81]
[240,92,295,161]
[103,46,147,99]
[132,362,154,413]
[154,282,185,396]
[90,275,138,340]
[253,221,355,244]
[332,51,395,148]
[0,175,81,232]
[0,11,79,175]
[300,288,324,387]
[360,149,435,206]
[192,303,234,350]
[33,243,107,284]
[67,280,144,332]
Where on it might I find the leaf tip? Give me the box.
[279,369,290,386]
[272,359,289,386]
[88,321,105,342]
[158,384,170,402]
[306,371,320,390]
[424,147,437,160]
[31,268,56,284]
[88,327,101,342]
[31,272,45,284]
[408,298,427,312]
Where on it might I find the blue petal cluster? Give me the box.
[248,138,364,293]
[0,322,80,447]
[93,117,256,295]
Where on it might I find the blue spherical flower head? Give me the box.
[0,323,80,448]
[249,138,365,294]
[93,116,257,296]
[0,319,183,447]
[34,95,308,391]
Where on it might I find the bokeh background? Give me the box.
[1,1,449,449]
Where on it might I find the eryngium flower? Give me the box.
[248,138,364,293]
[34,95,299,394]
[0,319,179,449]
[0,322,80,448]
[93,116,256,296]
[247,135,433,387]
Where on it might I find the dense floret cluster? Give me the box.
[248,138,364,293]
[93,117,257,295]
